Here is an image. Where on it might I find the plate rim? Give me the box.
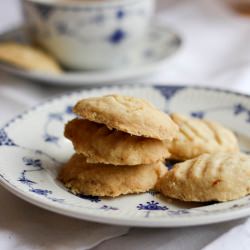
[1,84,250,227]
[2,83,250,129]
[1,175,250,228]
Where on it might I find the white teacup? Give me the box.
[22,0,155,70]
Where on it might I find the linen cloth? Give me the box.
[1,0,250,250]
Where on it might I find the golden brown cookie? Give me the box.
[166,113,239,160]
[65,118,170,165]
[0,42,62,74]
[58,154,167,197]
[158,152,250,202]
[73,95,179,141]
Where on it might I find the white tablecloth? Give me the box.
[1,0,250,250]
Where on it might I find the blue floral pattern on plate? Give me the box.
[18,156,64,203]
[0,129,16,146]
[0,85,250,227]
[137,201,168,211]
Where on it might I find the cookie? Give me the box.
[73,95,179,141]
[0,42,62,74]
[65,118,170,165]
[166,113,239,160]
[58,154,167,197]
[158,152,250,202]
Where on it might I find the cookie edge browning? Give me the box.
[64,118,171,165]
[158,153,250,202]
[167,113,239,160]
[58,154,168,197]
[73,95,179,141]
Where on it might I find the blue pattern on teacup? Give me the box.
[109,29,126,44]
[117,9,125,19]
[35,4,54,20]
[55,22,68,36]
[20,0,156,70]
[0,25,181,72]
[25,1,150,46]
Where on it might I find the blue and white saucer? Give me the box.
[0,25,181,86]
[0,85,250,227]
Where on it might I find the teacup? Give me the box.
[21,0,155,70]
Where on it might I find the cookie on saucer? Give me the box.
[0,42,62,74]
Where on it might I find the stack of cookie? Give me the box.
[59,95,179,197]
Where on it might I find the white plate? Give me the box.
[0,25,181,86]
[0,85,250,228]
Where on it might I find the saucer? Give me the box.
[0,24,181,86]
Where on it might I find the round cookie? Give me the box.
[0,42,62,74]
[59,154,167,197]
[166,113,239,160]
[65,118,170,165]
[158,152,250,202]
[73,95,179,141]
